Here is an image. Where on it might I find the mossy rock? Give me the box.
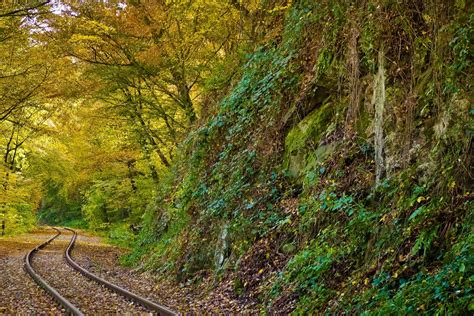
[283,101,338,177]
[281,242,297,254]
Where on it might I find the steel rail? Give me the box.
[63,227,177,316]
[24,227,84,316]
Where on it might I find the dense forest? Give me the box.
[1,0,472,313]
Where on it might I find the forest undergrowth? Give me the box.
[127,1,473,313]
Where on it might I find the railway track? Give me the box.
[24,227,176,316]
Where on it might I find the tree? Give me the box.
[0,1,74,232]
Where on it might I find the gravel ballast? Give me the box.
[31,230,152,314]
[73,233,260,314]
[0,229,65,315]
[1,229,260,314]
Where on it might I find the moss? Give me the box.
[283,101,338,177]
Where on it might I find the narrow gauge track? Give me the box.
[25,227,177,316]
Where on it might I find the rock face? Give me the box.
[215,222,229,269]
[283,101,338,178]
[373,49,386,186]
[127,1,473,314]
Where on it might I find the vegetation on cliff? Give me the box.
[0,0,472,313]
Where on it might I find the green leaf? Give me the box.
[408,206,425,222]
[468,301,474,311]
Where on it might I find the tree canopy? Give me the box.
[0,0,290,231]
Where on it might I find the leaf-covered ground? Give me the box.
[0,229,263,314]
[73,234,261,314]
[0,230,64,314]
[32,230,152,314]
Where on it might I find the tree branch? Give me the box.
[0,1,51,18]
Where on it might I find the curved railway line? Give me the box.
[24,227,176,316]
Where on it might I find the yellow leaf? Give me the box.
[258,268,264,274]
[364,278,370,285]
[70,34,103,43]
[422,14,432,23]
[417,304,426,311]
[417,196,426,203]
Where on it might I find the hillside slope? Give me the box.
[129,1,473,313]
